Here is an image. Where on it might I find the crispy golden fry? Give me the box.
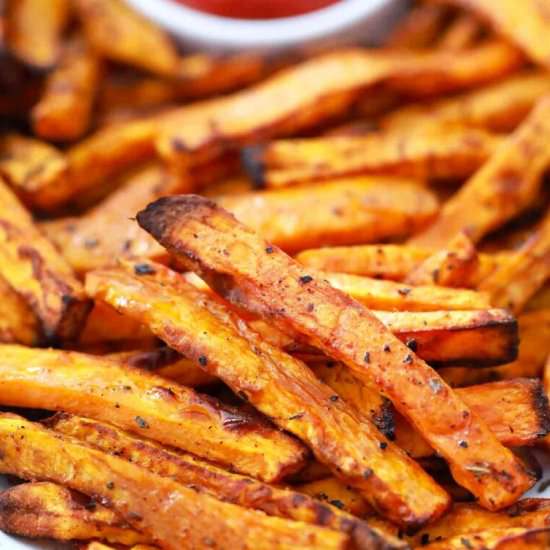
[0,134,68,209]
[216,177,438,252]
[406,232,481,287]
[86,261,449,528]
[32,37,102,141]
[242,128,501,188]
[295,478,371,518]
[437,12,483,50]
[0,275,40,346]
[478,210,550,313]
[108,347,218,387]
[0,415,346,550]
[410,499,550,546]
[385,3,450,48]
[48,414,400,549]
[158,42,522,169]
[0,180,91,342]
[41,165,181,273]
[382,72,550,133]
[394,378,550,458]
[420,526,550,549]
[5,0,68,69]
[74,0,179,76]
[441,309,550,386]
[0,481,149,545]
[410,94,550,249]
[0,345,306,481]
[441,0,550,68]
[137,195,535,510]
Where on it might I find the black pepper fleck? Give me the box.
[135,416,149,429]
[106,481,115,490]
[330,499,345,510]
[405,338,418,352]
[397,287,411,296]
[299,275,313,285]
[459,440,469,448]
[364,352,370,363]
[265,246,274,254]
[379,441,388,450]
[403,354,413,364]
[329,395,339,402]
[134,263,156,275]
[383,344,391,352]
[198,355,208,366]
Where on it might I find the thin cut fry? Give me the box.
[410,94,550,249]
[437,12,483,50]
[217,177,438,252]
[0,481,149,545]
[242,128,501,188]
[0,345,306,481]
[0,180,91,342]
[87,261,449,528]
[32,37,102,141]
[74,0,179,76]
[5,0,69,69]
[0,414,347,550]
[48,414,400,549]
[478,209,550,313]
[137,194,535,510]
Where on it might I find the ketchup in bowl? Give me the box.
[174,0,341,19]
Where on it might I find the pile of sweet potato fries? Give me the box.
[1,0,550,548]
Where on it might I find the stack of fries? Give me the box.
[1,0,550,549]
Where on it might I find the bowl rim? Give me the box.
[126,0,393,50]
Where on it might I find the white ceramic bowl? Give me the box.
[126,0,409,52]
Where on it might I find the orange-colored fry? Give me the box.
[32,37,102,141]
[137,194,535,510]
[0,345,306,481]
[410,94,550,249]
[437,12,483,50]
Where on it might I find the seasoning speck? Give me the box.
[405,338,417,352]
[134,263,156,275]
[364,352,370,363]
[403,354,413,364]
[265,246,274,254]
[198,355,208,366]
[135,416,149,429]
[330,499,345,510]
[383,344,391,353]
[299,275,313,285]
[329,395,339,402]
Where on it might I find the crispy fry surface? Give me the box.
[86,261,449,528]
[0,180,91,342]
[0,414,346,550]
[0,345,306,481]
[137,194,535,510]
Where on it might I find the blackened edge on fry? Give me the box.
[530,380,550,439]
[241,145,267,188]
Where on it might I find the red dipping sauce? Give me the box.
[175,0,341,19]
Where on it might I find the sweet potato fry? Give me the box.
[0,275,40,346]
[440,0,550,68]
[5,0,69,69]
[0,414,346,550]
[437,12,483,51]
[0,180,91,342]
[137,194,535,510]
[158,42,521,170]
[32,37,102,141]
[526,285,550,311]
[0,345,306,481]
[74,0,179,76]
[0,481,149,545]
[478,209,550,313]
[410,94,550,249]
[216,177,438,252]
[382,72,550,133]
[48,414,400,549]
[0,134,68,209]
[242,128,501,188]
[86,261,449,528]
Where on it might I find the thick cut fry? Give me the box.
[382,72,550,133]
[478,210,550,313]
[394,379,550,458]
[410,499,550,546]
[158,42,522,169]
[74,0,179,76]
[32,37,102,141]
[0,134,68,209]
[437,12,483,51]
[137,194,535,510]
[0,482,149,545]
[0,180,90,342]
[48,414,400,549]
[323,272,490,311]
[410,95,550,249]
[441,0,550,68]
[87,262,449,528]
[217,177,438,252]
[0,415,346,550]
[0,275,40,346]
[406,233,480,288]
[5,0,68,69]
[242,128,501,188]
[41,165,180,273]
[0,345,306,481]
